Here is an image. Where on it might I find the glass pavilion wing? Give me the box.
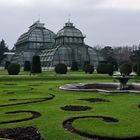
[52,45,73,66]
[16,32,29,45]
[87,46,104,67]
[40,46,60,67]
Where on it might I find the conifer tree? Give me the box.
[0,39,9,64]
[31,55,42,73]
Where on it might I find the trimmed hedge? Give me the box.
[97,63,107,74]
[71,61,78,71]
[31,56,42,73]
[84,64,94,74]
[24,61,31,71]
[97,63,114,76]
[55,63,67,74]
[7,63,20,75]
[133,63,140,76]
[120,63,132,76]
[5,61,10,70]
[137,62,140,76]
[107,63,114,76]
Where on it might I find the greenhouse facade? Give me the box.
[7,20,103,69]
[11,20,55,65]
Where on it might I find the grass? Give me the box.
[73,94,140,138]
[0,70,140,139]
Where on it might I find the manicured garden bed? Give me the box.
[0,70,140,139]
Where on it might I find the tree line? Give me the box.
[95,45,140,68]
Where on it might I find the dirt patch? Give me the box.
[0,110,41,125]
[78,98,109,103]
[0,94,55,107]
[61,105,92,111]
[63,115,140,139]
[9,98,49,101]
[6,91,15,94]
[29,87,34,90]
[3,84,17,86]
[0,126,43,140]
[28,84,40,86]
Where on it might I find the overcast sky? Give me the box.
[0,0,140,49]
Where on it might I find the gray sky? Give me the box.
[0,0,140,49]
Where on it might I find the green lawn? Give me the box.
[0,70,140,139]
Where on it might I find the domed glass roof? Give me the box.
[16,21,55,45]
[56,21,84,38]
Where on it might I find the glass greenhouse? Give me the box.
[8,20,103,69]
[11,20,55,65]
[40,21,103,69]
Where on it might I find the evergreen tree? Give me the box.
[0,39,9,64]
[136,56,140,76]
[130,50,140,76]
[24,61,31,71]
[31,55,42,74]
[71,61,78,71]
[5,61,10,69]
[84,64,94,74]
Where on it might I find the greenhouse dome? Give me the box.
[56,22,84,38]
[40,21,103,69]
[11,20,55,65]
[15,20,55,51]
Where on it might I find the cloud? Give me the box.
[97,0,140,10]
[0,0,140,48]
[0,0,31,6]
[0,0,140,10]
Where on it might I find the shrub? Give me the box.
[71,61,78,71]
[133,64,137,73]
[24,61,31,71]
[7,63,20,75]
[55,63,67,74]
[84,64,94,74]
[134,62,140,76]
[31,55,42,73]
[97,63,108,74]
[106,56,118,71]
[136,62,140,76]
[107,63,114,76]
[83,61,90,70]
[5,61,10,69]
[97,63,114,75]
[120,63,132,76]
